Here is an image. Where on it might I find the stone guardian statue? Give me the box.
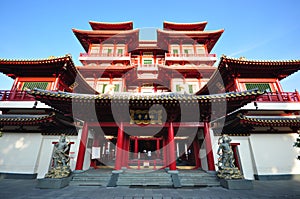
[216,134,243,179]
[45,134,71,178]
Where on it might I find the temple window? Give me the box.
[89,45,100,55]
[21,82,50,90]
[114,84,120,92]
[176,85,182,92]
[102,47,113,55]
[173,49,179,54]
[196,45,206,55]
[170,45,179,54]
[117,49,123,55]
[182,45,194,55]
[245,83,272,92]
[143,59,153,65]
[188,85,193,93]
[107,49,112,55]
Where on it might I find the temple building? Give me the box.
[1,21,300,182]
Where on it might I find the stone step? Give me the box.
[117,170,173,187]
[70,169,112,186]
[178,171,220,187]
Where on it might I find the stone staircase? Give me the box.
[178,169,220,187]
[70,168,112,186]
[117,169,173,187]
[69,168,220,188]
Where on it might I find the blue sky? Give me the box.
[0,0,299,91]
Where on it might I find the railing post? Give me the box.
[267,92,272,101]
[276,91,283,101]
[287,92,292,101]
[1,91,6,101]
[295,90,300,102]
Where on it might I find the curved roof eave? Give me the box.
[89,21,133,30]
[196,55,300,95]
[163,21,208,31]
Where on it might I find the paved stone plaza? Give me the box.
[1,178,300,199]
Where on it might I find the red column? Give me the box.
[163,136,167,168]
[193,138,201,169]
[156,138,160,159]
[75,122,89,170]
[168,122,177,170]
[204,121,215,171]
[122,134,129,168]
[134,136,138,159]
[53,77,60,90]
[115,122,124,170]
[231,143,241,170]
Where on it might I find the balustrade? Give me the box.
[256,91,300,102]
[0,90,37,101]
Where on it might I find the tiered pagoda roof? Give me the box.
[0,55,97,94]
[163,21,208,31]
[0,112,78,135]
[27,88,264,122]
[73,22,139,52]
[198,56,300,95]
[89,21,133,30]
[213,113,300,135]
[77,64,136,78]
[157,26,224,53]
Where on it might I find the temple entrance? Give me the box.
[128,137,164,169]
[87,124,205,171]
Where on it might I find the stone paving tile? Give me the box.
[1,179,300,199]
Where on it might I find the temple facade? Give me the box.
[1,21,300,180]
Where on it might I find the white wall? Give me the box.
[0,133,42,174]
[79,128,94,171]
[0,132,80,179]
[227,136,256,180]
[249,133,300,176]
[211,133,300,179]
[35,135,78,179]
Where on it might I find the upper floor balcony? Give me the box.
[1,90,300,104]
[0,90,36,101]
[256,91,300,102]
[136,64,159,79]
[136,64,159,71]
[165,53,217,62]
[79,52,131,62]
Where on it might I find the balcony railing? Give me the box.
[165,53,217,62]
[136,64,159,79]
[165,53,216,58]
[256,91,300,102]
[136,64,159,71]
[79,52,131,61]
[0,90,36,101]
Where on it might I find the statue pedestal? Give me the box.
[36,176,72,189]
[220,179,253,190]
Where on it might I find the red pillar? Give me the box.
[134,136,138,159]
[156,138,160,159]
[204,121,215,171]
[168,122,177,170]
[122,134,130,168]
[163,136,167,168]
[231,143,241,170]
[193,138,201,169]
[115,122,124,170]
[75,122,89,170]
